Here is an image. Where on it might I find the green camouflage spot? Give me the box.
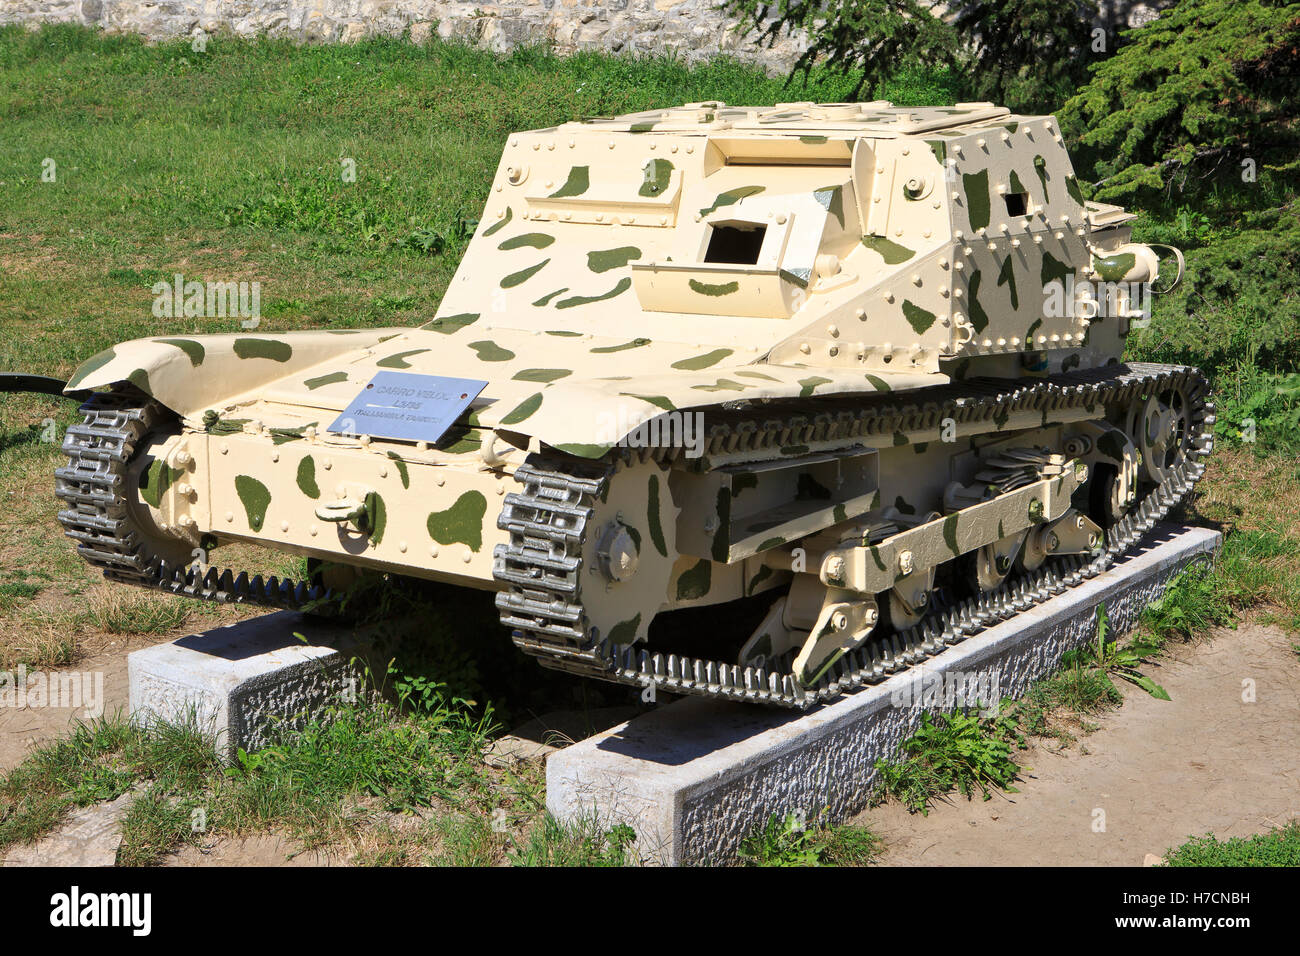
[800,135,828,144]
[127,368,151,394]
[1094,252,1136,282]
[67,348,117,388]
[500,392,543,425]
[676,559,712,601]
[386,451,409,489]
[647,474,668,557]
[893,495,915,515]
[269,422,317,445]
[427,313,480,334]
[1041,252,1072,289]
[441,427,482,454]
[732,473,759,497]
[482,206,512,237]
[997,255,1019,310]
[780,445,809,456]
[735,370,779,381]
[814,184,845,228]
[629,121,657,133]
[513,368,571,382]
[902,300,937,335]
[865,373,892,391]
[756,536,786,552]
[550,166,590,198]
[746,564,775,596]
[798,376,833,397]
[1033,156,1049,197]
[591,336,650,354]
[607,613,642,645]
[502,259,550,288]
[969,270,990,333]
[556,278,630,309]
[993,405,1010,429]
[233,338,292,362]
[587,246,641,273]
[426,490,487,552]
[554,442,611,458]
[1065,175,1086,206]
[1004,122,1019,134]
[499,232,555,251]
[943,512,960,556]
[624,393,675,411]
[304,370,348,390]
[139,459,182,509]
[688,278,739,297]
[861,235,916,264]
[154,338,205,366]
[1062,353,1081,372]
[639,159,673,197]
[1026,317,1043,343]
[533,289,568,307]
[1097,430,1127,461]
[711,488,731,562]
[927,140,947,165]
[870,547,888,572]
[1008,170,1027,200]
[693,379,747,392]
[235,475,271,532]
[699,185,764,217]
[893,431,909,446]
[366,491,387,546]
[468,341,515,362]
[296,455,320,499]
[963,169,991,231]
[377,348,431,369]
[672,348,733,371]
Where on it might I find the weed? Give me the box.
[871,710,1021,815]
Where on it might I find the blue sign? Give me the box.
[329,371,488,445]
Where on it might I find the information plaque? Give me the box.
[328,371,488,444]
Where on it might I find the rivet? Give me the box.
[280,520,289,532]
[462,550,473,564]
[399,541,408,553]
[225,511,233,522]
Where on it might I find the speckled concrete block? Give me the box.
[547,524,1222,866]
[128,611,370,762]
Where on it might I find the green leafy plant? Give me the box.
[1062,605,1170,700]
[872,710,1021,815]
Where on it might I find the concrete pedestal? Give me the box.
[128,611,369,762]
[546,524,1223,866]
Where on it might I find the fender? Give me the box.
[63,329,402,418]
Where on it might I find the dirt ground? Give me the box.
[856,621,1300,865]
[0,632,162,772]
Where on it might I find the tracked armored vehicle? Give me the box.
[56,102,1211,708]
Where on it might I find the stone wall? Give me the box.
[0,1,1174,75]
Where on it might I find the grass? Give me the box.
[738,812,881,866]
[0,686,636,866]
[1162,822,1300,867]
